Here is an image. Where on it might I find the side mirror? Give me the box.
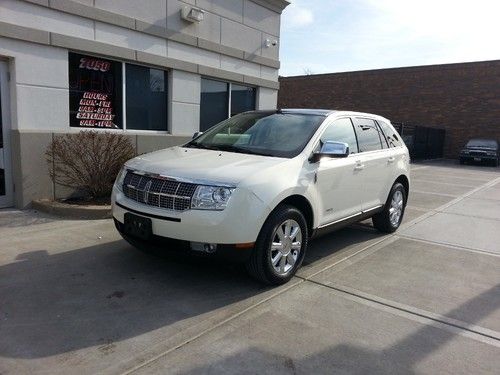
[192,131,203,139]
[311,141,349,163]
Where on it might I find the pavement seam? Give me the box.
[304,280,500,346]
[410,189,458,198]
[396,234,500,258]
[412,178,477,188]
[119,279,305,375]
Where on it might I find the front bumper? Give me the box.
[114,218,253,262]
[460,155,497,161]
[112,185,270,245]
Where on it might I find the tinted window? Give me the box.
[126,64,167,131]
[377,120,402,148]
[231,84,256,116]
[69,53,122,129]
[187,112,325,158]
[353,118,383,152]
[320,118,359,154]
[200,79,228,131]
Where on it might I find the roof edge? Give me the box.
[251,0,291,13]
[280,59,500,80]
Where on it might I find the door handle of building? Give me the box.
[388,157,396,163]
[354,161,364,170]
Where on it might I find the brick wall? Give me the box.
[278,60,500,158]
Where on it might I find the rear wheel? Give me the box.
[372,182,406,233]
[459,158,465,165]
[246,205,308,285]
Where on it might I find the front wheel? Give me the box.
[246,205,308,285]
[372,182,407,233]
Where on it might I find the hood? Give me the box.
[126,146,288,185]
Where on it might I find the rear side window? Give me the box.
[353,118,383,152]
[377,120,402,148]
[320,118,359,154]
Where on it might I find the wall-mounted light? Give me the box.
[181,6,205,23]
[265,38,278,48]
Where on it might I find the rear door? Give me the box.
[315,118,363,225]
[352,117,394,211]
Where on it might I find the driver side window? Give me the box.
[320,118,359,154]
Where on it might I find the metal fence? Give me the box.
[392,122,446,160]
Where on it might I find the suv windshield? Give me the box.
[466,139,498,149]
[185,112,325,158]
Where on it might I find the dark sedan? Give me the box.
[459,139,499,167]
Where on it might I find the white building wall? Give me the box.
[0,0,287,207]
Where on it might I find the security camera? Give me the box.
[265,39,278,48]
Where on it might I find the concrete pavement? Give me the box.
[1,160,499,374]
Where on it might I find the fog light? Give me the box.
[190,242,217,253]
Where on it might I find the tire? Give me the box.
[246,204,308,285]
[494,158,499,167]
[372,182,407,233]
[459,158,465,165]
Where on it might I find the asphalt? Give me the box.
[0,160,499,374]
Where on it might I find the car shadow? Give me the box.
[0,224,387,360]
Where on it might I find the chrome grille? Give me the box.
[123,171,197,211]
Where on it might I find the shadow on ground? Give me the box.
[0,224,386,360]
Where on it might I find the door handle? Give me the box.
[388,157,396,163]
[354,161,364,170]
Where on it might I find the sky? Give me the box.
[279,0,500,76]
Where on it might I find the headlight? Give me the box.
[487,152,496,156]
[191,185,235,211]
[114,166,128,192]
[461,150,469,154]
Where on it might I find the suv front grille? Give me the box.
[122,171,197,211]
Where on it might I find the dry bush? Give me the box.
[46,131,135,199]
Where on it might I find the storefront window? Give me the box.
[231,84,256,116]
[200,78,256,132]
[200,79,229,132]
[126,64,168,131]
[68,53,122,129]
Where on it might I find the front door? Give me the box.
[0,61,13,208]
[315,118,363,225]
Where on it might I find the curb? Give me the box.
[32,199,112,220]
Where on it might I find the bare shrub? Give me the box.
[46,131,135,199]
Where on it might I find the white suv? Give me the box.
[112,109,410,284]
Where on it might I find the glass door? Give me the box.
[0,60,13,208]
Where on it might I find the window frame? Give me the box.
[68,51,170,134]
[315,117,359,155]
[200,77,257,131]
[352,117,386,153]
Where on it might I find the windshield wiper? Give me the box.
[185,142,217,150]
[213,144,274,157]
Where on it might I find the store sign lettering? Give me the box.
[69,53,122,129]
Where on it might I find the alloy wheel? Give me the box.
[389,190,404,226]
[270,219,302,275]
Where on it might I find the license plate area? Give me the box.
[124,213,152,240]
[474,157,481,161]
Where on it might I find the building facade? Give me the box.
[278,60,500,159]
[0,0,289,208]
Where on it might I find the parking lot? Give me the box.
[1,160,499,374]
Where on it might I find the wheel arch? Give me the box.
[274,194,315,237]
[395,174,410,203]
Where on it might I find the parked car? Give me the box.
[459,139,499,167]
[112,110,410,285]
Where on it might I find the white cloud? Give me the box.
[280,0,500,76]
[282,2,314,29]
